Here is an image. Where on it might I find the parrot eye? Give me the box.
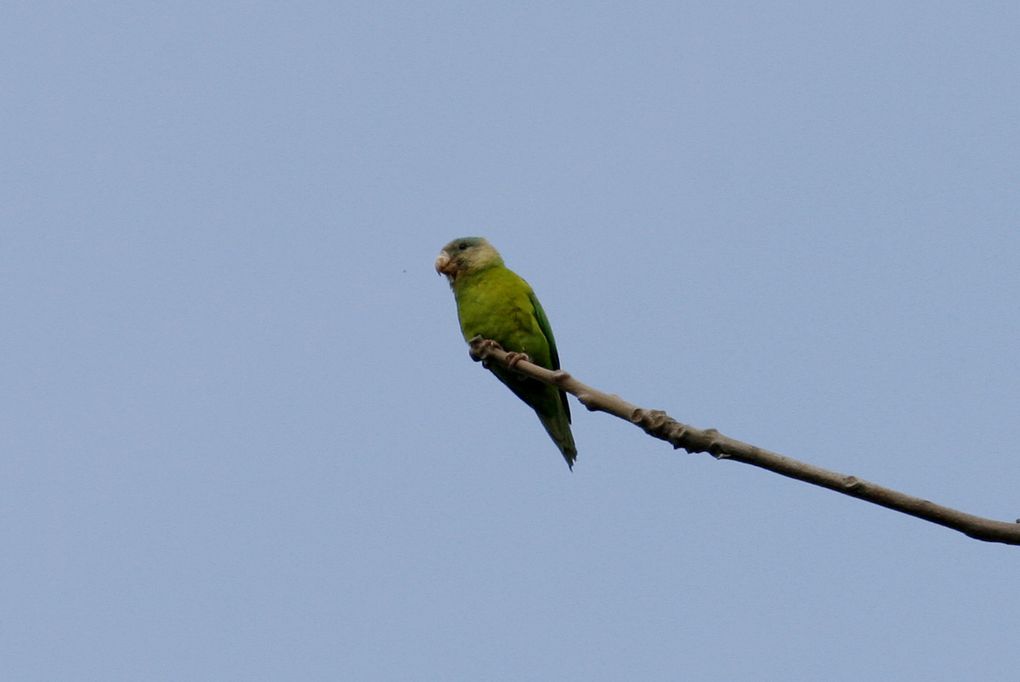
[458,242,468,251]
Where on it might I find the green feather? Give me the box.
[437,238,577,468]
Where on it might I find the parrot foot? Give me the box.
[504,351,532,370]
[469,336,504,363]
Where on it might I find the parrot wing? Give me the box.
[528,290,571,422]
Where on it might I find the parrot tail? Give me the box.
[538,410,577,470]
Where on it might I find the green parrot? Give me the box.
[435,237,577,469]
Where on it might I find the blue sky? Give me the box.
[3,2,1019,680]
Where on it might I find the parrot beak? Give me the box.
[434,252,456,280]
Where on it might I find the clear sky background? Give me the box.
[3,2,1019,680]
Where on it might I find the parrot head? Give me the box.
[434,237,504,285]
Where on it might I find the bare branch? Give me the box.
[468,336,1020,546]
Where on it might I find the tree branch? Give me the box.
[468,336,1020,546]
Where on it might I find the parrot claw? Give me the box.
[469,336,504,363]
[504,351,531,370]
